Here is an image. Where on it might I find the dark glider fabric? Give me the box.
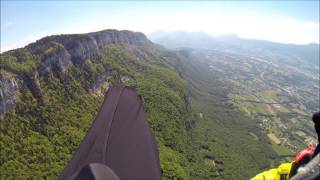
[59,85,161,180]
[71,163,120,180]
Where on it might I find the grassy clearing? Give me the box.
[272,104,289,113]
[260,90,278,103]
[248,132,259,141]
[268,133,281,145]
[269,139,293,157]
[292,108,308,116]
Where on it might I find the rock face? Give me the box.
[0,76,18,115]
[28,30,151,63]
[32,30,151,76]
[38,47,72,76]
[90,75,110,96]
[1,29,151,114]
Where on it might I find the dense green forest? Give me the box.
[1,30,278,179]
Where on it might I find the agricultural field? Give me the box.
[201,49,319,160]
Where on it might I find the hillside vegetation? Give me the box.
[1,30,279,179]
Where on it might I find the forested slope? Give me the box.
[1,30,277,179]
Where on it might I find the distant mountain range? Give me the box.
[149,31,319,67]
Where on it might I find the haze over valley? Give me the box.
[150,31,320,156]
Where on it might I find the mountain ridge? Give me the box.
[148,31,320,46]
[1,29,285,179]
[1,29,155,113]
[26,29,151,53]
[1,29,193,179]
[149,31,320,73]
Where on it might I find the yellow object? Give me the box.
[250,163,292,180]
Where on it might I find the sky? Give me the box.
[1,1,319,52]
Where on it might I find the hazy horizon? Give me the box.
[1,1,319,52]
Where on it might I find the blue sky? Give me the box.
[1,1,319,52]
